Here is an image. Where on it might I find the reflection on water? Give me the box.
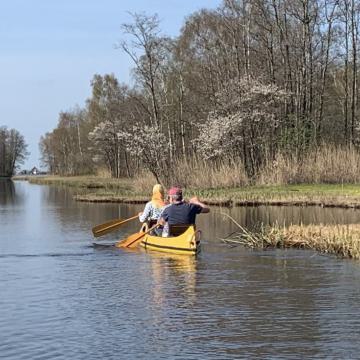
[1,181,360,359]
[147,252,197,309]
[37,184,360,243]
[0,179,17,205]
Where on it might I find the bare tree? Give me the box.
[0,127,29,177]
[38,2,360,181]
[119,13,170,129]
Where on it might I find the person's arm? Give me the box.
[139,202,152,222]
[157,207,169,225]
[189,196,210,213]
[158,217,166,226]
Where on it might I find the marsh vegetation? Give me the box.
[222,215,360,260]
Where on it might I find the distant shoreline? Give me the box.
[12,175,360,209]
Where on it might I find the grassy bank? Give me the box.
[21,175,135,193]
[13,175,360,208]
[14,146,360,208]
[222,222,360,260]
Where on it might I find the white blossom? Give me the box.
[196,78,288,160]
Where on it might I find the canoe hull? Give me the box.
[140,226,201,256]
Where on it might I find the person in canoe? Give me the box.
[158,186,210,237]
[138,184,168,231]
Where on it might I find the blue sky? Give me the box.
[0,0,220,169]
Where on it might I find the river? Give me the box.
[1,180,360,359]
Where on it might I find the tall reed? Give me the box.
[258,145,360,185]
[221,214,360,260]
[172,158,249,188]
[263,224,360,259]
[168,145,360,188]
[31,145,360,193]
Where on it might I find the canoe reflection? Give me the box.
[149,252,197,272]
[147,252,198,308]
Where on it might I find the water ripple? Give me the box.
[2,182,360,359]
[0,252,94,258]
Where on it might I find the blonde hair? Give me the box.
[151,184,165,208]
[152,184,164,197]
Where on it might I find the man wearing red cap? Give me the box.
[158,186,210,235]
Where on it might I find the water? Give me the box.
[1,180,360,359]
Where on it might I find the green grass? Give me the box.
[188,184,360,203]
[20,175,137,194]
[14,175,360,207]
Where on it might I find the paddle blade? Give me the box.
[92,215,138,237]
[115,232,144,248]
[116,224,159,248]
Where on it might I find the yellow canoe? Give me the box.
[140,225,201,256]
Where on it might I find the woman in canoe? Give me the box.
[138,184,167,227]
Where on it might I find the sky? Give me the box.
[0,0,220,170]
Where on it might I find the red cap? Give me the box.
[168,186,182,196]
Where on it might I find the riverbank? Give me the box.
[14,175,360,259]
[13,175,360,208]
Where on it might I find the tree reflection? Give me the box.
[0,179,16,205]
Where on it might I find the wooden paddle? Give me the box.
[116,224,160,249]
[92,215,139,237]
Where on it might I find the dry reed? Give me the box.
[177,158,249,188]
[221,216,360,260]
[141,145,360,188]
[20,146,360,208]
[258,145,360,185]
[25,146,360,191]
[132,171,157,193]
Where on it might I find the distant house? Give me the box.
[30,167,39,175]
